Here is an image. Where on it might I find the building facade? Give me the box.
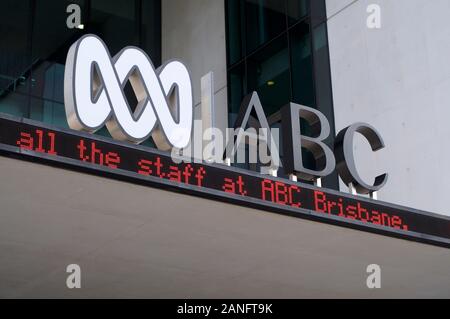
[0,0,449,298]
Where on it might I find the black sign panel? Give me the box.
[0,114,449,247]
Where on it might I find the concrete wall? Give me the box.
[161,0,228,142]
[326,0,450,216]
[161,0,450,216]
[1,156,449,298]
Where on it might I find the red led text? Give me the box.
[16,129,57,155]
[77,139,121,168]
[137,157,206,187]
[222,175,248,196]
[261,179,301,208]
[314,191,408,230]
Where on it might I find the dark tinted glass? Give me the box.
[0,92,29,118]
[0,0,32,111]
[228,62,246,126]
[29,0,84,125]
[90,0,138,55]
[141,0,162,65]
[226,0,245,65]
[287,0,309,25]
[311,22,338,189]
[247,35,290,116]
[225,0,338,188]
[245,0,286,54]
[0,0,161,130]
[290,20,314,107]
[310,0,327,27]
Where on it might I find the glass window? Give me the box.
[290,20,314,107]
[310,0,326,27]
[287,0,309,25]
[246,35,290,116]
[0,0,161,133]
[0,92,29,118]
[30,97,68,128]
[141,0,162,66]
[29,0,84,123]
[226,0,338,188]
[0,0,32,116]
[226,0,245,65]
[90,0,138,56]
[32,0,83,66]
[228,62,246,126]
[245,0,286,54]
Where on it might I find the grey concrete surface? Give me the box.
[326,0,450,216]
[0,156,449,298]
[162,0,228,140]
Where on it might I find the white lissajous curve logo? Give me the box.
[64,34,193,150]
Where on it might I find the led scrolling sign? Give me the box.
[0,115,448,247]
[0,35,448,247]
[64,35,386,194]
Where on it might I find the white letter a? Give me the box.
[66,264,81,289]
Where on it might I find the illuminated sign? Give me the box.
[64,34,193,150]
[231,91,388,194]
[0,114,448,247]
[1,35,444,247]
[64,34,387,195]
